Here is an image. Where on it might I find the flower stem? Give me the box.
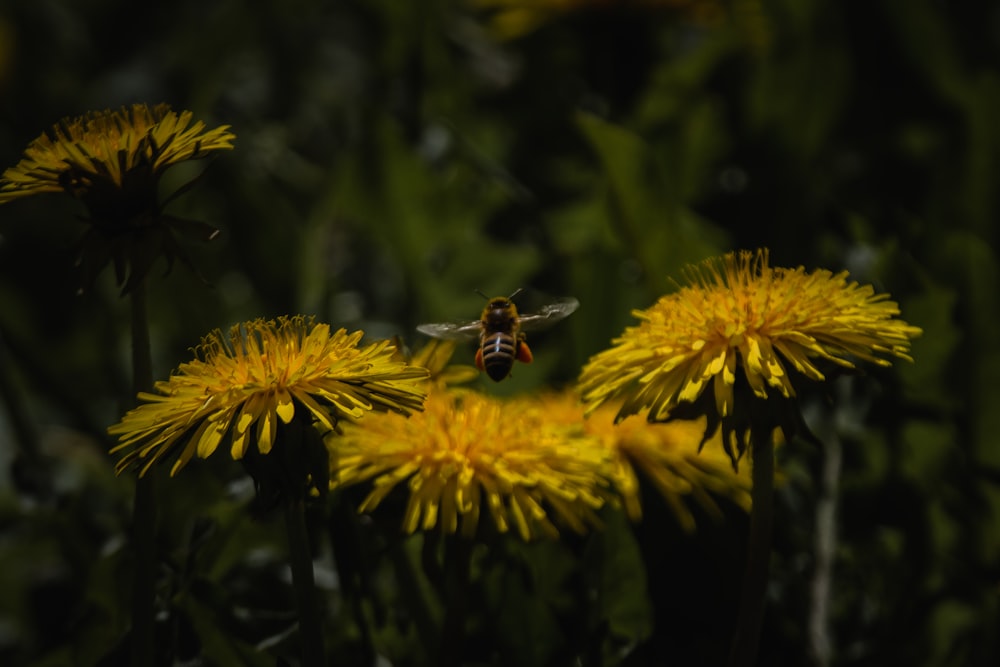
[727,427,775,667]
[284,497,326,667]
[387,533,442,658]
[809,430,841,667]
[439,535,473,667]
[129,283,157,667]
[327,500,375,664]
[0,327,48,496]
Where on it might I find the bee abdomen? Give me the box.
[481,333,516,382]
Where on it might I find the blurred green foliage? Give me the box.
[0,0,997,665]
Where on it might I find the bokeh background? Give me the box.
[0,0,997,665]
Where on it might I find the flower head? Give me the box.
[0,103,235,292]
[330,389,613,541]
[109,316,428,494]
[526,391,752,531]
[579,249,922,460]
[0,103,234,204]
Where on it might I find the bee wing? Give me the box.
[517,297,580,331]
[416,319,483,341]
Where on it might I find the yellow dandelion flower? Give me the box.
[0,103,233,203]
[0,103,235,292]
[527,392,751,531]
[579,249,922,460]
[330,389,612,541]
[108,316,428,484]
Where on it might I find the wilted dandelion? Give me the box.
[331,389,612,541]
[0,103,235,291]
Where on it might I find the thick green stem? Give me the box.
[129,283,157,667]
[284,498,326,667]
[727,428,775,667]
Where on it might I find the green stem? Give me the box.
[809,430,841,667]
[0,327,41,464]
[284,498,326,667]
[0,326,49,497]
[439,535,473,667]
[129,283,157,667]
[727,427,775,667]
[387,533,442,657]
[327,499,375,664]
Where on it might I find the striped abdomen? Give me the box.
[480,331,517,382]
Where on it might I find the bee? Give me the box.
[417,289,579,382]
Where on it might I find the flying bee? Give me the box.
[417,289,579,382]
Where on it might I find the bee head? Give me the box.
[477,287,522,309]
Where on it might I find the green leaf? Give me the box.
[583,510,653,665]
[896,283,960,410]
[175,591,273,667]
[326,118,537,322]
[575,112,726,293]
[483,540,571,667]
[73,547,131,666]
[938,233,1000,467]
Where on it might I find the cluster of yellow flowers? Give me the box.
[330,385,752,541]
[103,315,756,541]
[323,249,920,540]
[103,248,917,541]
[1,105,922,543]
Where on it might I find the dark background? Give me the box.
[0,1,997,665]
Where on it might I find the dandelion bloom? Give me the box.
[579,249,921,456]
[528,392,751,531]
[0,103,235,291]
[331,389,612,541]
[0,103,234,203]
[108,316,428,479]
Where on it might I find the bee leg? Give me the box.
[475,347,486,372]
[516,340,534,364]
